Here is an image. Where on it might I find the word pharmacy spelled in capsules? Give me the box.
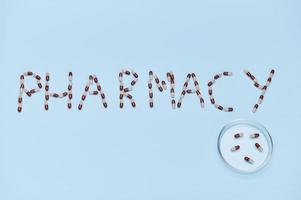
[17,68,275,112]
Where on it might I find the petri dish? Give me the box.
[218,119,273,174]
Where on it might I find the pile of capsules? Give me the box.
[177,73,205,109]
[243,69,275,113]
[119,69,139,108]
[78,74,108,110]
[17,69,275,112]
[45,72,73,110]
[18,72,43,112]
[231,132,262,165]
[208,72,234,112]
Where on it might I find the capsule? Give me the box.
[78,103,83,110]
[162,81,167,90]
[170,88,175,98]
[215,104,223,111]
[68,72,73,81]
[131,100,136,107]
[254,82,263,89]
[124,70,131,75]
[26,91,32,97]
[18,105,22,112]
[252,104,259,113]
[258,94,264,104]
[200,98,205,108]
[208,81,214,87]
[120,101,124,108]
[67,101,72,109]
[224,107,234,112]
[89,91,99,95]
[208,89,213,96]
[234,133,243,139]
[30,89,38,94]
[26,71,33,76]
[214,73,222,80]
[34,74,41,80]
[51,93,59,98]
[244,156,254,164]
[131,80,137,86]
[172,99,176,109]
[149,99,154,108]
[103,102,108,108]
[250,133,260,138]
[132,71,138,78]
[255,143,263,152]
[223,71,232,76]
[118,73,123,82]
[101,93,105,99]
[186,89,196,94]
[230,145,240,152]
[85,85,89,92]
[97,84,102,92]
[36,81,42,88]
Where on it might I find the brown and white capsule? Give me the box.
[78,101,83,110]
[265,69,275,87]
[149,98,154,108]
[118,72,123,81]
[223,72,232,76]
[50,93,59,98]
[68,72,73,82]
[161,80,167,90]
[231,145,240,152]
[149,71,154,80]
[123,87,133,93]
[67,99,72,109]
[243,69,261,86]
[250,133,260,139]
[186,89,196,94]
[44,101,49,110]
[30,88,40,94]
[224,107,234,112]
[213,73,223,80]
[215,104,223,111]
[207,80,214,87]
[258,94,264,104]
[130,98,136,107]
[89,91,99,95]
[234,133,244,139]
[132,70,139,79]
[252,104,259,113]
[172,99,176,109]
[244,156,254,164]
[255,143,263,152]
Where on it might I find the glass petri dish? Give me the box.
[218,119,273,174]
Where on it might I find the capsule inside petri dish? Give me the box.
[218,119,273,174]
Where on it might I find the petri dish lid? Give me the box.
[218,119,273,174]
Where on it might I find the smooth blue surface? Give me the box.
[1,0,301,199]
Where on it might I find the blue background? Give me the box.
[1,0,301,199]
